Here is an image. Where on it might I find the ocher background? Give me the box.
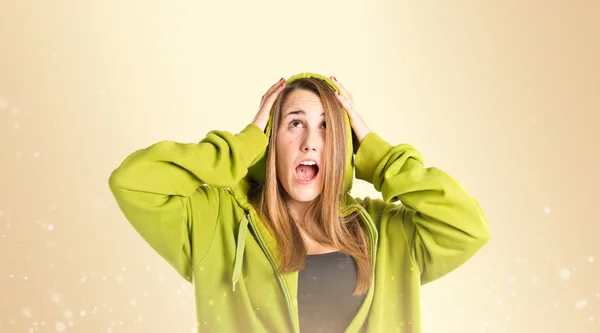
[1,1,599,332]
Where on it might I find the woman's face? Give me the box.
[275,89,327,212]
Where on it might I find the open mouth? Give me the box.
[295,160,319,182]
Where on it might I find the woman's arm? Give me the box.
[330,76,489,284]
[108,124,269,282]
[108,78,284,282]
[354,132,491,284]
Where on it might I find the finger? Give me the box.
[259,81,286,113]
[334,91,353,114]
[263,78,286,99]
[329,76,341,91]
[330,76,348,94]
[331,77,355,104]
[259,79,285,110]
[264,81,286,104]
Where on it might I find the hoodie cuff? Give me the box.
[354,131,393,184]
[234,123,269,167]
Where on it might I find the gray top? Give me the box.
[298,251,367,333]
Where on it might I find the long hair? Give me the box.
[252,78,372,295]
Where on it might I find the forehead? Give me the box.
[281,89,323,115]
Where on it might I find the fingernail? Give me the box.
[333,76,337,81]
[280,77,285,82]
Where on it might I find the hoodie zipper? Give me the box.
[246,213,299,333]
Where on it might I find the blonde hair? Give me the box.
[252,78,372,295]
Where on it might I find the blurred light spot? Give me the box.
[21,307,32,318]
[558,268,570,280]
[63,309,73,319]
[575,300,588,310]
[51,292,62,304]
[55,321,66,332]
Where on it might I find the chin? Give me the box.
[290,192,320,203]
[284,184,323,205]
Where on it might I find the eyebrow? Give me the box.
[284,110,325,118]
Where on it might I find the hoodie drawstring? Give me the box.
[232,213,250,291]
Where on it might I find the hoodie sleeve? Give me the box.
[108,123,268,282]
[354,132,490,285]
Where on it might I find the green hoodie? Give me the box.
[108,72,490,333]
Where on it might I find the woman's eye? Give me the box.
[290,120,302,128]
[321,122,326,129]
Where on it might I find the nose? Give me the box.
[301,128,323,152]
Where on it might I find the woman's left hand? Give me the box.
[330,76,372,145]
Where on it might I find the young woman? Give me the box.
[108,72,490,333]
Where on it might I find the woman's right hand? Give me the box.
[252,78,287,131]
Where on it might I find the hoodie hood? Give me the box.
[237,72,356,209]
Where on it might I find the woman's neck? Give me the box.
[286,200,311,224]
